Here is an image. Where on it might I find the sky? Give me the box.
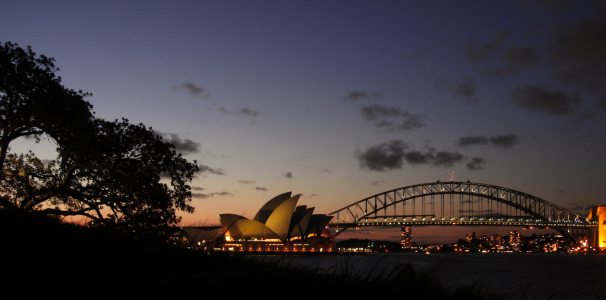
[2,0,606,244]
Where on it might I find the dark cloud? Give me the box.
[283,172,293,179]
[548,19,606,89]
[198,164,226,176]
[549,19,606,67]
[341,90,382,102]
[322,168,333,173]
[456,134,519,149]
[466,157,487,170]
[193,191,234,199]
[192,193,210,199]
[172,82,209,98]
[483,44,542,78]
[435,77,478,104]
[456,136,488,146]
[464,30,511,62]
[370,180,386,186]
[355,140,465,171]
[192,187,205,191]
[219,107,261,116]
[355,140,407,171]
[255,187,268,191]
[360,104,401,120]
[359,104,425,131]
[453,76,478,104]
[157,132,201,154]
[213,191,233,196]
[307,194,319,198]
[502,44,540,71]
[429,151,466,167]
[511,85,580,115]
[240,108,261,116]
[489,135,519,149]
[238,180,255,184]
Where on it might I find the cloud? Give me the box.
[435,77,478,104]
[545,18,606,90]
[464,30,511,62]
[466,157,487,170]
[307,194,319,198]
[341,90,382,102]
[192,191,234,199]
[489,134,519,149]
[213,191,233,196]
[511,85,580,115]
[255,187,268,191]
[456,136,488,146]
[549,19,606,67]
[192,187,205,191]
[453,76,478,104]
[219,107,261,116]
[415,150,465,168]
[355,140,407,171]
[359,104,425,131]
[371,180,386,186]
[283,172,293,179]
[456,134,519,149]
[482,44,542,79]
[360,104,401,120]
[172,82,209,99]
[501,44,541,72]
[192,193,210,199]
[157,132,201,154]
[238,180,255,184]
[198,164,226,175]
[355,140,465,171]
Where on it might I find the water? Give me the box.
[250,253,606,299]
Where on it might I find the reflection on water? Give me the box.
[250,253,606,300]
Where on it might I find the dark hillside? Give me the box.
[0,211,499,298]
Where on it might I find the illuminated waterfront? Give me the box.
[255,253,606,300]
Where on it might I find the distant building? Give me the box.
[218,192,334,252]
[401,226,412,248]
[490,234,502,248]
[466,232,476,243]
[510,230,520,245]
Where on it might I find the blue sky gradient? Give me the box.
[3,1,605,243]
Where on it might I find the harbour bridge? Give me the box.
[327,181,600,243]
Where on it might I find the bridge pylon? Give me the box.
[588,206,606,249]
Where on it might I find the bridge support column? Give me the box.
[401,226,412,249]
[588,206,606,250]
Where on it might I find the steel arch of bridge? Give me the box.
[328,182,596,238]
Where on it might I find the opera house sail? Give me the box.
[218,192,335,252]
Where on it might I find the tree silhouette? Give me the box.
[0,41,198,233]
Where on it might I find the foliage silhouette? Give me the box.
[0,41,198,233]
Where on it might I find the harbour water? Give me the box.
[252,253,606,299]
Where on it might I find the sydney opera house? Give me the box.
[218,192,335,252]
